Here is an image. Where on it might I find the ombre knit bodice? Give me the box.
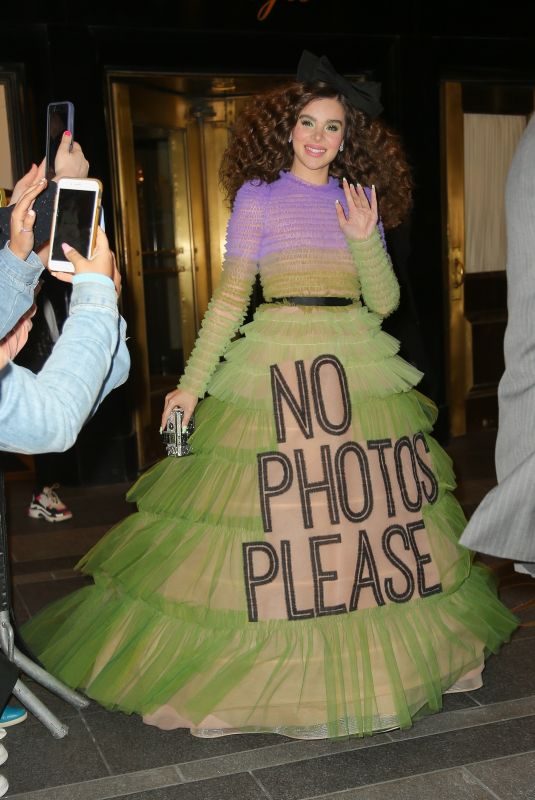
[242,172,360,299]
[180,171,400,397]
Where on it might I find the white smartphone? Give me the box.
[45,101,75,181]
[48,177,103,273]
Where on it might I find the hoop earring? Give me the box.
[339,142,344,152]
[288,133,293,143]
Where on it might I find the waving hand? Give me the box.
[335,178,378,241]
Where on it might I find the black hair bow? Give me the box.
[296,50,383,119]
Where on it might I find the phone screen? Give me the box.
[50,188,98,262]
[46,102,74,180]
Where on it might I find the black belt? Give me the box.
[269,296,353,307]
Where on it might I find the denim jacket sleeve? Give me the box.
[0,244,43,338]
[0,276,130,454]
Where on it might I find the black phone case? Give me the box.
[0,182,57,251]
[45,102,75,180]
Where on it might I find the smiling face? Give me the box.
[290,96,345,185]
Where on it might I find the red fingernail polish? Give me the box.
[64,131,72,137]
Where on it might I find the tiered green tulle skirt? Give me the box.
[22,303,517,738]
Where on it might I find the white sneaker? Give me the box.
[0,743,7,767]
[28,484,73,523]
[0,773,7,796]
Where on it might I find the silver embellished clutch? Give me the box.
[161,407,195,457]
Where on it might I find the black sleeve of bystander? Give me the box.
[0,181,58,251]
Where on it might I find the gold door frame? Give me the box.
[108,82,151,464]
[442,81,468,437]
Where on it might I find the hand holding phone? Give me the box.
[8,178,47,262]
[54,135,89,181]
[61,226,116,277]
[48,177,102,273]
[50,228,122,297]
[45,102,75,180]
[7,162,43,206]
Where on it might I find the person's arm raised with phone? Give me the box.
[0,132,89,256]
[0,182,129,454]
[0,179,47,337]
[2,174,120,334]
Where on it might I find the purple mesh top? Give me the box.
[225,171,384,262]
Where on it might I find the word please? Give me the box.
[243,520,442,622]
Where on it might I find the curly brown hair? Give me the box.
[219,82,413,229]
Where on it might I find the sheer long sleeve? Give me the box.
[348,228,400,318]
[179,182,265,398]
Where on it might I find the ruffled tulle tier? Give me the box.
[23,562,514,738]
[208,304,425,409]
[22,302,517,738]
